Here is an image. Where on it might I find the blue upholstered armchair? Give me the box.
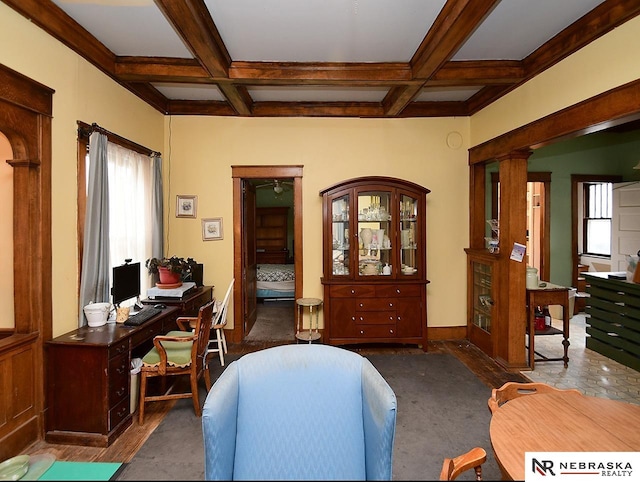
[202,344,397,480]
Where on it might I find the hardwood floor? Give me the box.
[23,339,525,463]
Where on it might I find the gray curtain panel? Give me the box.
[150,155,164,285]
[78,132,111,326]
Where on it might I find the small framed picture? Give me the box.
[176,195,197,218]
[202,217,223,241]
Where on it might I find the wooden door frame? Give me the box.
[469,79,640,370]
[490,171,551,282]
[230,165,303,343]
[0,63,53,458]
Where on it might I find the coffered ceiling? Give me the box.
[5,0,639,118]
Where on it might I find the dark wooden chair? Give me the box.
[138,299,215,424]
[440,447,487,480]
[488,381,582,414]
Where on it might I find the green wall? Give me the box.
[529,130,640,287]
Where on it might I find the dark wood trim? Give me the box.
[469,78,640,164]
[5,0,638,117]
[231,166,304,343]
[0,62,53,459]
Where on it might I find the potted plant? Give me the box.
[145,256,198,286]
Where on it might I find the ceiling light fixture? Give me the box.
[273,181,284,194]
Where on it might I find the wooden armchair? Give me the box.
[138,299,215,424]
[440,447,487,481]
[488,381,582,413]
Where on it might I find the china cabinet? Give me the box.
[320,177,430,349]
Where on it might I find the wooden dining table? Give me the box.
[489,391,640,480]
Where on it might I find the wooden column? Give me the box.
[494,150,531,371]
[469,163,486,249]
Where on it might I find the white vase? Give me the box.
[360,228,372,248]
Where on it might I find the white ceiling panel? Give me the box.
[153,83,225,101]
[416,87,483,103]
[204,0,446,62]
[453,0,607,60]
[52,0,193,58]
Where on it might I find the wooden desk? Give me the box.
[526,283,570,369]
[45,306,180,447]
[490,391,640,480]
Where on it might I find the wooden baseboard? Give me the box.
[428,325,467,340]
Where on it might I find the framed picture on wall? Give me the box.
[176,195,197,218]
[202,217,223,241]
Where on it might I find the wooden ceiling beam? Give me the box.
[383,0,501,116]
[430,61,524,86]
[251,102,384,118]
[154,0,251,116]
[524,0,640,75]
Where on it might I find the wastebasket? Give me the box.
[548,288,576,320]
[130,358,142,414]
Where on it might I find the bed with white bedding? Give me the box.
[256,263,295,300]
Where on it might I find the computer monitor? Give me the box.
[111,261,141,307]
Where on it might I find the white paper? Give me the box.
[510,242,526,262]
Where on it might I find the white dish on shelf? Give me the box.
[402,267,417,274]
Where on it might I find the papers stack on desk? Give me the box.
[147,281,196,299]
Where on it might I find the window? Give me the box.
[583,182,612,256]
[78,123,158,307]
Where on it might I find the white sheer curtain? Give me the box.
[107,142,154,306]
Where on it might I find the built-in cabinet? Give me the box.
[465,250,497,357]
[320,177,430,349]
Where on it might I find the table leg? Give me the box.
[528,294,535,370]
[562,295,570,367]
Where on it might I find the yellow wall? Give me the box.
[163,117,470,329]
[0,3,164,336]
[470,15,640,146]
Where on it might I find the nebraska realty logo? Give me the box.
[525,453,638,481]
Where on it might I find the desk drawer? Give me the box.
[108,398,130,431]
[108,353,129,405]
[108,340,129,359]
[131,323,163,348]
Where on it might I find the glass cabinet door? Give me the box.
[331,194,350,276]
[357,191,392,277]
[399,193,418,276]
[472,261,492,333]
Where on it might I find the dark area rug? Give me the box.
[116,351,500,481]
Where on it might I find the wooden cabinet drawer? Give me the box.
[108,340,129,359]
[330,285,376,298]
[355,298,396,311]
[108,353,129,405]
[108,398,130,431]
[131,322,163,348]
[376,284,421,298]
[355,324,396,338]
[354,311,396,325]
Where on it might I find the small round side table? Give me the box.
[295,297,322,343]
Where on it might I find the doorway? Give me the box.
[491,171,551,281]
[231,165,303,344]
